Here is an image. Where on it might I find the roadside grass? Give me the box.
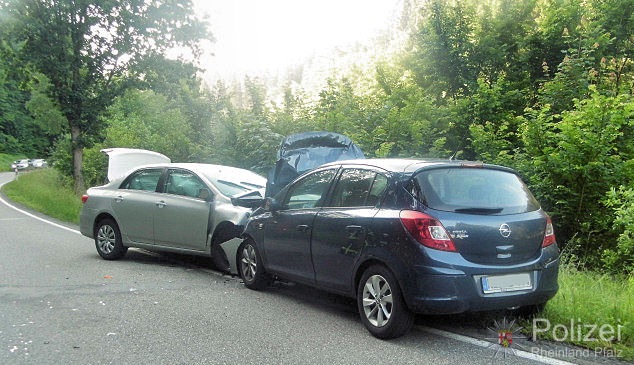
[529,266,634,360]
[0,153,27,172]
[1,168,82,224]
[2,167,633,360]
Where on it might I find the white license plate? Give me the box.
[482,273,532,294]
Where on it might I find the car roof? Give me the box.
[124,162,266,182]
[320,158,515,174]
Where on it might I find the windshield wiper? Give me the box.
[454,207,503,214]
[240,181,264,189]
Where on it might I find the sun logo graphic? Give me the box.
[486,317,527,359]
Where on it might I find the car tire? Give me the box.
[237,239,269,290]
[94,218,128,260]
[357,265,414,339]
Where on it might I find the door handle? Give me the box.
[156,201,167,208]
[346,225,364,239]
[114,196,124,203]
[296,224,311,232]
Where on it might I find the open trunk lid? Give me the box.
[101,148,171,182]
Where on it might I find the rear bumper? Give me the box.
[402,252,559,314]
[79,208,95,238]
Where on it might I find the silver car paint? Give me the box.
[80,163,265,274]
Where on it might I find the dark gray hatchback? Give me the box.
[238,159,559,338]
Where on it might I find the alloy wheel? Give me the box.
[362,274,393,327]
[240,244,257,282]
[97,225,116,254]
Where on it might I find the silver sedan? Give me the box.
[79,163,266,274]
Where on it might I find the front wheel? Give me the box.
[237,239,269,290]
[94,218,127,260]
[357,265,414,339]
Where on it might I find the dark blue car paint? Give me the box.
[243,159,559,315]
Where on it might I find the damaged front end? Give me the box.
[265,131,365,197]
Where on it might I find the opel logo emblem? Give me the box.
[499,224,511,238]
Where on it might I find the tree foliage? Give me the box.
[2,0,633,272]
[1,0,207,191]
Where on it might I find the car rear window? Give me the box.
[412,168,540,214]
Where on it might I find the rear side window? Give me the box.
[412,168,540,214]
[329,169,388,207]
[120,169,163,192]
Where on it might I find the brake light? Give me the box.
[460,161,484,168]
[399,210,457,252]
[542,216,556,247]
[81,195,89,204]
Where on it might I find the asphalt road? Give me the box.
[0,171,606,365]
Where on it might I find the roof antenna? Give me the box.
[449,150,459,161]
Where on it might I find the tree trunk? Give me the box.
[71,125,85,194]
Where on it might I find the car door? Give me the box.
[153,168,212,251]
[262,168,338,283]
[112,168,164,244]
[311,168,389,292]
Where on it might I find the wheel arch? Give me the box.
[208,220,244,272]
[210,220,243,246]
[353,255,411,294]
[354,258,391,295]
[93,213,117,235]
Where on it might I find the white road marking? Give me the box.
[0,181,81,236]
[419,326,577,365]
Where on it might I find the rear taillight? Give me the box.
[399,210,457,252]
[81,195,89,204]
[542,216,556,247]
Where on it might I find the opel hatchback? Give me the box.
[238,159,559,339]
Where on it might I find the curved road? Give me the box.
[0,171,586,364]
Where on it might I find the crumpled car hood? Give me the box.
[265,131,365,197]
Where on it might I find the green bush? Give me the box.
[519,91,634,270]
[603,187,634,275]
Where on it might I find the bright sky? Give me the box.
[193,0,402,79]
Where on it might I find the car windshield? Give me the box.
[412,168,540,214]
[198,166,265,197]
[214,179,255,196]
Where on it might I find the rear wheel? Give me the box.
[94,219,127,260]
[357,265,414,339]
[237,239,269,290]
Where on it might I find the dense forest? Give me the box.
[0,0,632,274]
